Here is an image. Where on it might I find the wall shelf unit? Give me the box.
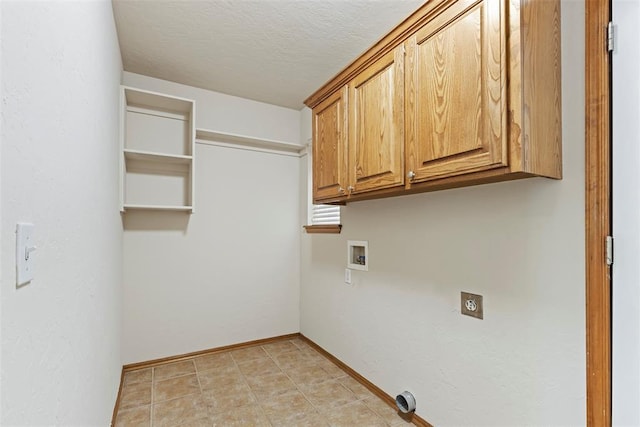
[120,86,196,213]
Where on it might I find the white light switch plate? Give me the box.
[345,268,352,284]
[16,223,36,286]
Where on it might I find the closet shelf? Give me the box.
[124,87,193,115]
[122,204,193,212]
[196,128,304,154]
[124,149,193,164]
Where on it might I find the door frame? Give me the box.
[585,0,612,425]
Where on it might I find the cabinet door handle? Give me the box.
[408,171,416,180]
[339,187,345,194]
[347,186,355,193]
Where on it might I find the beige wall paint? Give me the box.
[1,1,123,423]
[121,74,301,364]
[299,2,585,424]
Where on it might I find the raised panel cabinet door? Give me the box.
[348,45,405,194]
[405,0,507,184]
[313,87,348,201]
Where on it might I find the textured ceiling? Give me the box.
[112,0,425,109]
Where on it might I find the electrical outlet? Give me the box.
[461,292,483,319]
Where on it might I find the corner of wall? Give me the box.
[120,75,302,363]
[298,2,586,425]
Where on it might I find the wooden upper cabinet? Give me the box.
[348,45,405,194]
[405,0,507,184]
[304,0,561,204]
[312,87,347,202]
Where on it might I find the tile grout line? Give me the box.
[294,340,391,426]
[122,338,396,427]
[115,372,156,425]
[242,345,303,424]
[150,367,155,427]
[262,343,322,426]
[230,346,275,427]
[267,340,346,426]
[150,361,204,423]
[154,371,197,382]
[331,373,397,426]
[192,358,206,420]
[298,340,402,426]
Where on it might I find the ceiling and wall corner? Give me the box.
[123,71,301,143]
[112,0,424,109]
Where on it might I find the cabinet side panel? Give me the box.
[522,0,562,178]
[507,0,524,172]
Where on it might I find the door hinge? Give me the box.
[606,236,614,266]
[607,21,615,53]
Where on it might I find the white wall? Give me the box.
[121,74,301,364]
[612,0,640,424]
[123,72,300,144]
[300,2,585,425]
[1,1,123,424]
[0,0,3,412]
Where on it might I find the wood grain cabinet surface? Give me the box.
[306,0,561,205]
[348,45,405,195]
[405,0,506,184]
[312,87,348,201]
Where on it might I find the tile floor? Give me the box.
[114,337,413,427]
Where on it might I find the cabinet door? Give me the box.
[405,0,506,183]
[313,87,348,201]
[348,45,405,194]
